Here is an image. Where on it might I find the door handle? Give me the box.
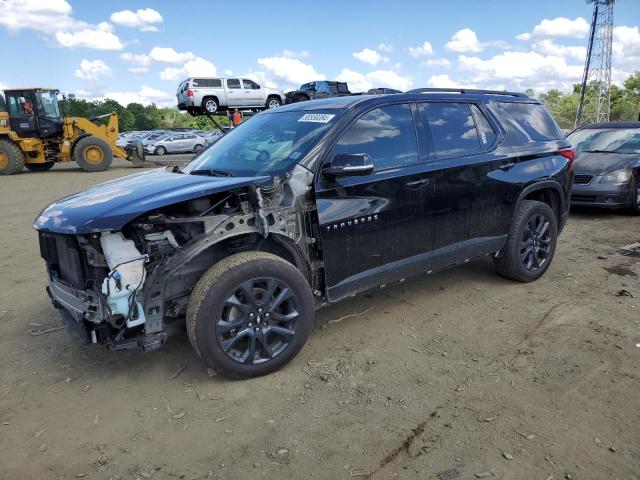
[498,162,516,171]
[405,178,430,188]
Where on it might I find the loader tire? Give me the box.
[74,136,113,172]
[25,162,55,172]
[0,139,25,175]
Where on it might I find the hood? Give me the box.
[34,168,269,234]
[573,151,640,176]
[265,87,284,95]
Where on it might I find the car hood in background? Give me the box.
[34,168,269,234]
[573,151,640,175]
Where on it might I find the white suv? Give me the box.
[176,77,285,115]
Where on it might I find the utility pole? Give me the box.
[575,0,615,127]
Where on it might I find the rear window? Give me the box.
[227,79,241,89]
[420,102,481,157]
[497,102,563,141]
[193,78,222,88]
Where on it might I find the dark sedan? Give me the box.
[567,121,640,214]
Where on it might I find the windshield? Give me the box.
[36,91,60,119]
[184,110,340,177]
[567,128,640,154]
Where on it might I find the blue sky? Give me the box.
[0,0,639,106]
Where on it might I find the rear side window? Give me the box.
[497,102,563,141]
[469,104,497,147]
[420,102,481,157]
[193,79,221,88]
[227,79,241,89]
[333,104,418,171]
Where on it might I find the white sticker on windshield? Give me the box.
[289,151,302,160]
[298,113,335,123]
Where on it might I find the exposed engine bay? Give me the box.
[38,165,321,351]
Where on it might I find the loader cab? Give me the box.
[4,89,63,139]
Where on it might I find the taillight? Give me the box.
[187,89,194,98]
[558,148,575,169]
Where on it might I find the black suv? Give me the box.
[285,81,351,104]
[34,89,573,378]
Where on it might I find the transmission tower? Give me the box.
[575,0,615,127]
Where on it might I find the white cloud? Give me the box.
[422,58,452,68]
[257,57,325,89]
[612,25,640,80]
[110,8,163,32]
[517,16,589,41]
[426,74,476,89]
[353,48,387,66]
[129,66,149,74]
[458,50,584,92]
[55,23,124,50]
[120,53,152,66]
[408,41,434,58]
[0,0,124,50]
[532,39,586,62]
[74,59,112,80]
[378,43,393,53]
[282,49,310,59]
[92,85,174,107]
[160,57,217,81]
[446,28,483,53]
[149,47,195,64]
[241,71,278,89]
[336,68,412,92]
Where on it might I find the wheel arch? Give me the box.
[201,95,220,109]
[515,181,566,230]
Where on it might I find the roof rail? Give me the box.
[406,87,527,98]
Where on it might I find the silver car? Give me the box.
[144,132,206,156]
[176,77,285,114]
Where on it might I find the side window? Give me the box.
[338,83,349,93]
[316,82,329,93]
[497,102,563,141]
[227,79,241,89]
[209,78,222,88]
[420,102,481,157]
[469,104,497,148]
[333,104,418,171]
[8,95,34,115]
[242,79,259,89]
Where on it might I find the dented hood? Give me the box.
[33,168,269,234]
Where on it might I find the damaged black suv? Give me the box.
[34,89,573,378]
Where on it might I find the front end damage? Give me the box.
[38,166,319,352]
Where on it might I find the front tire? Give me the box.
[186,252,314,379]
[73,136,113,172]
[266,96,282,109]
[494,200,558,282]
[154,146,167,156]
[193,144,203,153]
[25,162,55,172]
[0,139,25,175]
[629,175,640,215]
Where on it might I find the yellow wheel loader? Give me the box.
[0,88,145,175]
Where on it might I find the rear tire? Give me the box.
[0,139,25,175]
[25,162,55,172]
[186,252,314,379]
[202,97,218,114]
[73,136,113,172]
[494,200,558,282]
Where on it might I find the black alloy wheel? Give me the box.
[186,251,314,379]
[216,278,300,365]
[520,213,552,272]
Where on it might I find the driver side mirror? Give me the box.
[323,153,374,178]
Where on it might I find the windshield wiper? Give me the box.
[189,168,234,177]
[582,149,621,154]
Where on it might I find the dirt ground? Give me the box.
[1,159,639,480]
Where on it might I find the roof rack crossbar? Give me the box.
[406,87,527,97]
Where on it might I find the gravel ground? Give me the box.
[0,160,639,479]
